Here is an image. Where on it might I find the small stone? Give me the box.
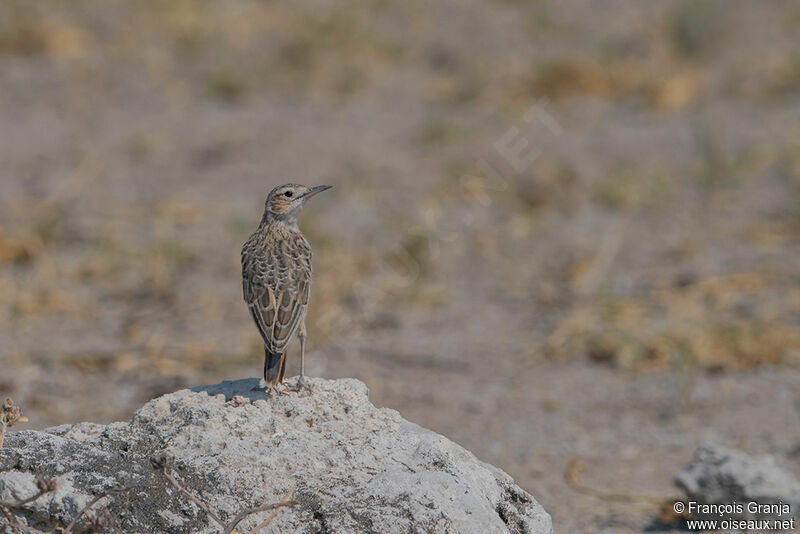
[676,441,800,522]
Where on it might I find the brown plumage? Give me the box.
[241,183,331,390]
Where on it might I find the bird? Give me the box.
[241,183,332,392]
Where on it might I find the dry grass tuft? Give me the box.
[0,397,28,448]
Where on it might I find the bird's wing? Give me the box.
[242,234,311,353]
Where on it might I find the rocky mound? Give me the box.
[0,377,552,534]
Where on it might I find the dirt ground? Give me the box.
[1,1,799,532]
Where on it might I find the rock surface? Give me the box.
[0,377,552,534]
[675,442,800,521]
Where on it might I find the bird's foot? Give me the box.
[287,376,313,394]
[263,383,290,397]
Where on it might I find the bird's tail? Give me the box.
[264,348,286,385]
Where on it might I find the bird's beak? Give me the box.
[300,185,333,200]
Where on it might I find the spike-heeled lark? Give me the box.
[241,184,332,393]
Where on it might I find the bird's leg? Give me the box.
[300,323,306,381]
[293,320,312,393]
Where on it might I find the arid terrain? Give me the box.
[1,1,799,532]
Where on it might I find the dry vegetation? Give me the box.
[1,1,799,532]
[0,399,27,449]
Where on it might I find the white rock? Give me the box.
[1,377,552,533]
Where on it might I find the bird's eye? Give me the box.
[284,191,293,198]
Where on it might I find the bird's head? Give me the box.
[263,183,333,224]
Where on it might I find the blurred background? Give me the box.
[1,1,799,532]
